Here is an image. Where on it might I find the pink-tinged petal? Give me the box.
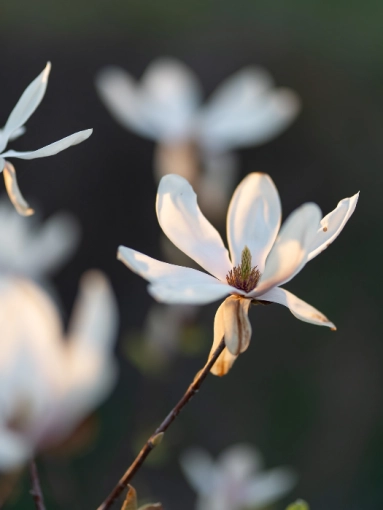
[96,67,156,139]
[3,161,34,216]
[197,66,300,151]
[2,129,92,161]
[140,57,201,142]
[0,63,51,152]
[308,192,359,261]
[227,173,281,271]
[243,467,297,508]
[255,203,321,295]
[156,175,232,281]
[258,287,336,329]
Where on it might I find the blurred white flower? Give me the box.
[0,197,79,279]
[96,58,299,220]
[118,173,358,375]
[0,271,118,471]
[0,63,92,216]
[181,444,297,510]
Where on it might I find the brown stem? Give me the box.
[29,460,46,510]
[97,338,226,510]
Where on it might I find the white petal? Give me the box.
[140,57,201,142]
[180,448,215,496]
[258,287,336,329]
[308,192,359,261]
[243,467,297,507]
[1,129,92,160]
[198,67,300,151]
[0,63,51,152]
[47,271,118,442]
[8,126,26,142]
[3,161,34,216]
[96,67,156,139]
[255,203,321,295]
[218,444,263,479]
[156,174,232,280]
[0,428,32,470]
[118,246,234,305]
[227,173,281,270]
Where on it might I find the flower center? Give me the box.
[226,246,261,293]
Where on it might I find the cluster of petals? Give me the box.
[118,172,358,375]
[0,62,92,216]
[180,444,297,510]
[0,271,118,470]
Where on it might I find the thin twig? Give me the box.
[97,338,226,510]
[29,460,46,510]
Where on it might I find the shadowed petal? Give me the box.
[2,129,92,161]
[156,175,232,280]
[308,192,359,261]
[258,287,335,329]
[0,63,51,152]
[3,161,34,216]
[227,173,281,270]
[255,203,321,295]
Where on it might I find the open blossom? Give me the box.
[180,444,297,510]
[0,62,92,216]
[118,173,358,376]
[0,197,79,279]
[0,271,118,471]
[97,58,300,219]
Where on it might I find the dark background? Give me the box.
[0,1,382,509]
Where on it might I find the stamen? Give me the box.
[226,246,261,293]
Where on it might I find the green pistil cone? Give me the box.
[240,246,252,280]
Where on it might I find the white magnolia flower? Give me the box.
[0,62,92,216]
[0,196,79,279]
[181,444,297,510]
[0,271,118,471]
[118,173,358,376]
[97,58,299,220]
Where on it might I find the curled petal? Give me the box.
[1,129,92,160]
[255,203,321,295]
[0,63,51,152]
[258,287,336,329]
[308,192,359,261]
[156,174,232,281]
[122,485,138,510]
[227,172,281,270]
[3,161,34,216]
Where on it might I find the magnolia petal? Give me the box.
[255,203,321,295]
[139,57,201,142]
[308,192,359,261]
[258,287,336,329]
[180,448,216,496]
[0,428,33,470]
[221,295,252,355]
[1,129,92,160]
[209,299,239,376]
[0,63,51,152]
[227,172,281,270]
[3,161,34,216]
[156,174,232,280]
[243,467,298,507]
[96,67,155,139]
[218,444,263,479]
[8,126,26,142]
[118,246,234,305]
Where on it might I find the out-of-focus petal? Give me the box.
[1,129,92,160]
[0,63,51,152]
[156,174,232,280]
[258,287,336,329]
[148,281,234,305]
[198,66,300,151]
[255,203,321,296]
[153,142,199,184]
[218,444,263,480]
[209,299,239,376]
[308,192,359,261]
[243,467,298,508]
[96,67,155,139]
[139,57,201,142]
[227,173,281,270]
[180,448,216,496]
[0,428,32,470]
[3,161,34,216]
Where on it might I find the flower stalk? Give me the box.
[29,460,46,510]
[97,338,226,510]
